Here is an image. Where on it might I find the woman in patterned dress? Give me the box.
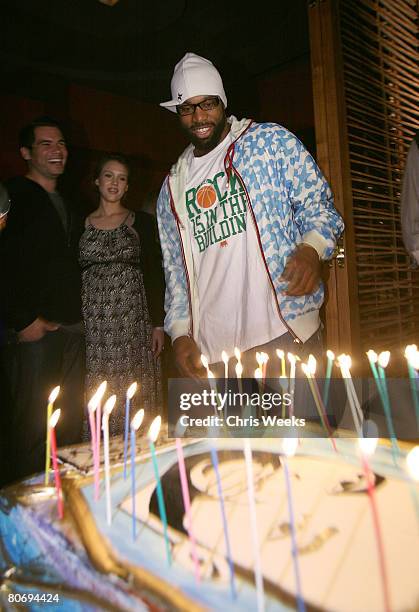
[79,153,165,435]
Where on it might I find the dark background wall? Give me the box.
[0,55,314,214]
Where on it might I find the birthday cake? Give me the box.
[1,431,418,611]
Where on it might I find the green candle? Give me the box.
[405,345,419,428]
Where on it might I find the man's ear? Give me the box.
[94,178,99,186]
[20,146,31,161]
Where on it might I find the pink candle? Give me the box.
[88,394,100,501]
[359,436,391,612]
[49,409,64,519]
[94,381,107,472]
[175,438,200,582]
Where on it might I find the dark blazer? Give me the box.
[133,211,165,327]
[1,176,83,331]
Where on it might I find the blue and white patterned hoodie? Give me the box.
[157,116,344,345]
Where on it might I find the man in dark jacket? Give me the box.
[0,117,85,485]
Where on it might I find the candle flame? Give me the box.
[301,363,310,378]
[406,446,419,481]
[235,361,243,378]
[88,392,99,413]
[95,380,107,401]
[49,408,61,428]
[307,354,317,375]
[221,350,229,364]
[377,351,390,369]
[358,436,378,456]
[366,349,378,363]
[148,415,162,442]
[131,409,144,431]
[256,352,263,368]
[337,353,352,371]
[104,394,116,416]
[405,344,418,360]
[287,352,296,364]
[405,345,419,369]
[276,349,284,359]
[254,367,262,379]
[201,354,209,370]
[282,437,298,457]
[326,349,335,361]
[48,386,60,404]
[207,369,215,379]
[234,346,241,361]
[127,382,138,399]
[261,352,269,365]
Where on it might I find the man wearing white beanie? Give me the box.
[157,52,344,378]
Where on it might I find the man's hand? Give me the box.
[18,317,60,343]
[173,336,205,378]
[152,328,165,358]
[281,244,321,296]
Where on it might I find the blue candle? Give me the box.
[124,382,138,480]
[148,416,172,566]
[130,427,136,541]
[210,444,236,600]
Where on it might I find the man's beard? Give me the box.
[187,116,228,156]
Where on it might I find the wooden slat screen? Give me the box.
[339,0,419,351]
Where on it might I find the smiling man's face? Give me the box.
[21,126,67,181]
[178,95,230,157]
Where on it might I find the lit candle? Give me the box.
[281,438,306,612]
[287,353,297,418]
[301,357,337,452]
[45,385,60,485]
[87,393,100,501]
[222,350,229,416]
[130,409,144,541]
[209,443,237,599]
[256,351,263,375]
[358,434,391,612]
[323,350,335,408]
[123,382,138,480]
[276,349,286,379]
[148,416,172,565]
[200,354,210,377]
[175,438,200,582]
[337,354,363,436]
[221,350,229,380]
[405,345,419,427]
[49,408,64,519]
[377,352,399,463]
[95,381,107,470]
[255,351,269,393]
[102,395,116,526]
[243,439,264,612]
[261,352,269,382]
[235,359,243,395]
[207,369,221,419]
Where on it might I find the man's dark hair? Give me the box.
[94,152,131,180]
[18,116,65,149]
